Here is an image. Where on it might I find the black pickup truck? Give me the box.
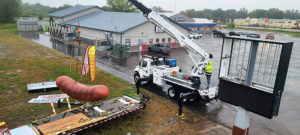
[212,30,226,38]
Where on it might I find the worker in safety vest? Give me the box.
[205,61,212,89]
[135,78,141,95]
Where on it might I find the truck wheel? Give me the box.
[168,87,178,100]
[147,75,153,85]
[182,98,189,103]
[134,72,140,83]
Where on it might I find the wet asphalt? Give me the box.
[28,30,300,135]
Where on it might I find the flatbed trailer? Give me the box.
[161,75,218,102]
[9,95,149,135]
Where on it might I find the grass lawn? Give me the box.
[0,24,138,128]
[0,24,231,135]
[0,23,18,34]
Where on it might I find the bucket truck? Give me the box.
[130,0,217,102]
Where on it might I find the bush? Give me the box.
[226,23,235,28]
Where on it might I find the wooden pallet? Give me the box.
[37,113,89,135]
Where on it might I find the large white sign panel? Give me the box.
[28,98,61,103]
[38,94,68,99]
[28,94,68,103]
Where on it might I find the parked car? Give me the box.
[237,32,245,36]
[264,33,274,40]
[188,32,202,39]
[246,33,261,38]
[148,44,171,55]
[250,33,261,38]
[212,30,226,38]
[229,32,240,36]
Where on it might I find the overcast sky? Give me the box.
[21,0,300,12]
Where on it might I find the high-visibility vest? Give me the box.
[205,61,212,75]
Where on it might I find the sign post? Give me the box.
[138,38,143,60]
[233,107,249,135]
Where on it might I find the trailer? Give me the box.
[8,95,149,135]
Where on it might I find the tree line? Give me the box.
[1,0,300,24]
[21,3,72,20]
[0,0,165,23]
[0,0,72,23]
[181,8,300,23]
[101,0,172,13]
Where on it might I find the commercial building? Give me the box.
[48,5,189,51]
[234,17,298,29]
[163,13,216,32]
[48,5,104,39]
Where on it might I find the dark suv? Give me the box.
[229,32,240,36]
[148,44,171,55]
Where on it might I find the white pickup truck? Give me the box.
[188,32,203,39]
[134,56,218,102]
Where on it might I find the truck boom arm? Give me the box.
[129,0,212,76]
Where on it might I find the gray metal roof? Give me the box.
[17,20,38,25]
[64,12,148,33]
[48,5,99,17]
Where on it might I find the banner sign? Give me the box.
[88,45,96,82]
[82,46,91,75]
[28,94,68,103]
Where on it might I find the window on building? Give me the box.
[125,39,131,46]
[162,38,166,43]
[168,38,171,43]
[155,26,164,33]
[149,39,153,44]
[105,32,113,46]
[156,38,159,43]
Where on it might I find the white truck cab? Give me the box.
[134,57,179,84]
[134,58,154,82]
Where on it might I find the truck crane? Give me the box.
[129,0,212,77]
[130,0,217,102]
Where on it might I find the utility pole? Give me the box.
[174,0,177,13]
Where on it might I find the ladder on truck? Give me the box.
[0,122,11,135]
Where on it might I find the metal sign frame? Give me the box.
[218,36,293,119]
